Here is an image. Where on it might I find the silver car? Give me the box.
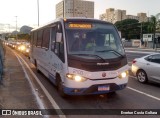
[131,53,160,83]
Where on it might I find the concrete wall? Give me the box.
[122,41,132,47]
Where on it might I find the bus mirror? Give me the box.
[56,33,62,42]
[55,48,58,54]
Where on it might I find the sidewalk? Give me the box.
[0,47,41,117]
[125,47,160,52]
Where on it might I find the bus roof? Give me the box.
[31,18,113,32]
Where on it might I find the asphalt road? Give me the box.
[8,48,160,118]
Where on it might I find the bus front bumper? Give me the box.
[63,83,127,95]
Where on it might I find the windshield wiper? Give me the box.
[71,54,105,62]
[96,49,124,58]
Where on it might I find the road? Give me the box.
[5,47,160,118]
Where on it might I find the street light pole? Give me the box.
[8,24,10,33]
[140,22,144,47]
[37,0,39,27]
[73,0,75,17]
[15,16,17,40]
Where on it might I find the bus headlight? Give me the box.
[118,71,128,79]
[66,74,88,82]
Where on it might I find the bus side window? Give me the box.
[55,23,65,63]
[42,28,50,49]
[31,32,34,45]
[37,30,43,47]
[51,27,56,52]
[33,32,37,46]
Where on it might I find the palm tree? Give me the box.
[148,15,160,49]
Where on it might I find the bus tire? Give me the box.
[35,60,40,73]
[57,77,67,98]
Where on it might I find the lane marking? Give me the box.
[12,50,66,118]
[128,76,160,101]
[125,50,155,54]
[13,52,49,118]
[127,86,160,101]
[129,75,136,79]
[12,48,160,112]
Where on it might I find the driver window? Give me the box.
[104,34,116,49]
[51,27,56,52]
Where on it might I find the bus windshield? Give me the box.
[65,22,125,59]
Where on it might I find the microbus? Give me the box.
[30,18,129,97]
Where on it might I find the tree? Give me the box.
[148,15,160,48]
[115,19,140,40]
[20,25,33,34]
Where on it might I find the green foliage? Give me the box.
[148,15,160,33]
[17,34,31,41]
[8,33,30,41]
[115,19,152,40]
[147,15,160,48]
[115,19,140,40]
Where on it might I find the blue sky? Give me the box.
[0,0,160,32]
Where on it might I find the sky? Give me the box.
[0,0,160,33]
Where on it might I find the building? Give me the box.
[114,9,126,23]
[126,15,139,20]
[99,8,126,23]
[137,13,148,22]
[56,0,94,18]
[100,8,149,23]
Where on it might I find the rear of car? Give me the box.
[131,53,160,83]
[131,58,145,76]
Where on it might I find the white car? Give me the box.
[131,53,160,83]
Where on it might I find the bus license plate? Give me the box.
[98,85,110,91]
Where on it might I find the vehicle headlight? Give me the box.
[20,45,26,51]
[118,71,128,79]
[66,74,88,82]
[26,49,30,53]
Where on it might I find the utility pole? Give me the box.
[141,22,143,39]
[73,0,75,17]
[15,16,17,40]
[37,0,39,26]
[7,24,10,33]
[140,22,144,47]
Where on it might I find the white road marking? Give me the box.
[125,50,155,54]
[12,50,66,118]
[128,76,160,101]
[13,52,49,118]
[129,75,136,79]
[127,87,160,101]
[11,48,160,114]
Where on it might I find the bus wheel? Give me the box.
[57,78,67,98]
[35,60,40,73]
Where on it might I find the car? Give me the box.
[131,53,160,83]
